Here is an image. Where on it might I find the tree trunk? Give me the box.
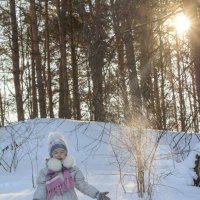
[153,66,162,129]
[176,35,186,131]
[123,15,142,117]
[45,0,54,118]
[69,0,81,120]
[77,0,106,121]
[111,0,131,121]
[191,68,199,132]
[9,0,24,121]
[183,0,200,108]
[90,0,106,121]
[30,26,38,118]
[138,2,152,118]
[56,0,71,119]
[169,57,178,129]
[158,29,166,129]
[29,0,47,118]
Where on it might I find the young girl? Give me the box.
[33,132,110,200]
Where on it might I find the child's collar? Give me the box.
[47,155,75,171]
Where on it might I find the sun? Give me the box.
[174,13,190,34]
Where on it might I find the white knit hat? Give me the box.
[48,132,68,157]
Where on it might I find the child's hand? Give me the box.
[96,192,111,200]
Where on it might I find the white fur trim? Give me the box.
[47,158,62,171]
[62,155,75,169]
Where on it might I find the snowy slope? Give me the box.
[0,118,200,200]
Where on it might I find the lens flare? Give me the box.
[174,13,190,34]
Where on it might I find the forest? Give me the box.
[0,0,200,132]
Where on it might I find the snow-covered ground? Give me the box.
[0,118,200,200]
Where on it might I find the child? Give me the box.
[33,132,110,200]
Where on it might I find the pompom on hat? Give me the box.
[48,132,68,157]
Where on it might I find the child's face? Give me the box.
[52,148,66,161]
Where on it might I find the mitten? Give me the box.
[96,192,111,200]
